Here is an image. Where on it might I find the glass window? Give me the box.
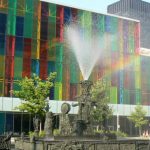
[14,113,21,135]
[5,113,13,133]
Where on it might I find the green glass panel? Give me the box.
[70,63,79,84]
[54,82,62,100]
[49,3,56,18]
[98,15,105,49]
[98,15,105,33]
[128,22,135,54]
[110,86,117,104]
[31,39,38,59]
[123,89,130,104]
[135,71,141,89]
[56,43,63,62]
[48,45,56,61]
[135,89,141,104]
[0,82,3,96]
[84,11,92,27]
[32,18,38,39]
[78,10,84,27]
[48,20,56,42]
[24,12,33,38]
[112,17,118,33]
[0,55,5,78]
[13,81,20,91]
[55,63,62,82]
[14,57,23,80]
[24,0,33,38]
[111,35,118,51]
[25,0,34,12]
[134,56,140,71]
[129,36,134,53]
[17,0,25,16]
[7,0,17,35]
[48,4,56,56]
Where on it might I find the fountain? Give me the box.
[14,17,150,150]
[65,22,103,80]
[15,21,113,150]
[64,23,105,138]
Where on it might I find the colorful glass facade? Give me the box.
[0,0,141,105]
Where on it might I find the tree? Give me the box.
[128,105,148,136]
[13,72,56,118]
[91,78,112,130]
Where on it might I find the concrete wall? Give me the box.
[1,97,150,117]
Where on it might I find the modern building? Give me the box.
[107,0,150,49]
[0,0,146,136]
[107,0,150,112]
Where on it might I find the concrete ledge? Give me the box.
[15,137,150,150]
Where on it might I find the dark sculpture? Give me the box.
[72,80,94,136]
[73,80,93,121]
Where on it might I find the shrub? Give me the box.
[53,129,60,136]
[39,130,45,137]
[111,130,128,137]
[94,130,127,137]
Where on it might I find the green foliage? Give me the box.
[95,130,127,137]
[91,78,113,124]
[53,129,60,136]
[28,130,45,138]
[128,105,148,136]
[112,130,128,137]
[13,72,56,117]
[29,131,34,137]
[39,130,45,137]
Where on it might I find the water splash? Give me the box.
[65,23,104,80]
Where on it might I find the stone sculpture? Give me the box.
[44,111,53,138]
[33,115,40,136]
[59,103,72,136]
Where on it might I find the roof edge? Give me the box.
[40,0,140,22]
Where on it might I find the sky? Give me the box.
[41,0,150,14]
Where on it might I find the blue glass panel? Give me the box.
[15,37,23,56]
[48,61,55,74]
[105,16,111,32]
[0,35,5,55]
[50,87,54,100]
[6,113,13,132]
[16,16,24,36]
[0,13,7,34]
[31,59,39,75]
[0,113,5,134]
[64,7,71,24]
